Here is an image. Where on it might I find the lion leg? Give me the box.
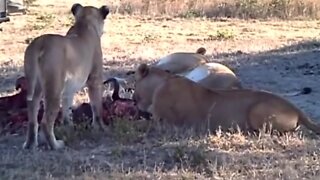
[148,104,161,122]
[248,102,298,134]
[148,103,165,130]
[41,95,65,150]
[87,77,106,131]
[61,92,75,126]
[23,83,42,149]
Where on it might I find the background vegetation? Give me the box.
[107,0,320,19]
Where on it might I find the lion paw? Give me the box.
[22,140,38,150]
[92,120,107,132]
[51,140,65,150]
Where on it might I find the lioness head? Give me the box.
[71,3,110,37]
[132,64,171,112]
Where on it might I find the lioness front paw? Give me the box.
[22,140,38,150]
[51,140,65,150]
[92,120,100,130]
[92,120,107,132]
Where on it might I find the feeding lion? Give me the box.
[23,3,110,150]
[132,64,320,134]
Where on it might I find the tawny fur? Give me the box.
[151,47,310,96]
[23,3,110,150]
[151,47,242,90]
[133,64,320,135]
[124,47,241,90]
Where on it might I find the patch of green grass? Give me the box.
[63,15,75,27]
[216,29,235,40]
[142,34,160,43]
[112,0,320,19]
[31,23,46,30]
[206,29,235,41]
[179,10,204,18]
[172,142,210,174]
[54,115,101,145]
[29,12,56,30]
[36,13,55,23]
[111,118,151,144]
[23,0,37,7]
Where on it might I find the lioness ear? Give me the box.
[99,5,110,19]
[196,47,206,55]
[137,64,149,79]
[71,3,83,16]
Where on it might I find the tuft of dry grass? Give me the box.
[1,120,320,179]
[109,0,320,20]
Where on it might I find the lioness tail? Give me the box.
[280,87,312,97]
[23,37,44,101]
[299,114,320,135]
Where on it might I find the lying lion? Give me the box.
[23,3,110,150]
[153,47,208,75]
[126,47,242,90]
[133,64,320,134]
[150,47,312,96]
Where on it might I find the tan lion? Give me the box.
[133,64,320,134]
[125,47,242,91]
[23,3,110,150]
[149,47,312,96]
[153,47,208,75]
[150,47,242,90]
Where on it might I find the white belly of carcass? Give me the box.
[180,65,210,82]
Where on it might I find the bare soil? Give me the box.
[0,1,320,179]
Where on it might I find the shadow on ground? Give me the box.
[105,39,320,120]
[105,39,320,93]
[0,39,320,179]
[211,39,320,91]
[202,39,320,120]
[0,60,24,94]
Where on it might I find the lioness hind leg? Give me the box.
[41,95,65,150]
[23,83,42,149]
[248,102,298,134]
[87,78,106,131]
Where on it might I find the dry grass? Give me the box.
[1,120,320,179]
[109,0,320,19]
[1,0,320,179]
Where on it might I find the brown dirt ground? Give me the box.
[1,1,320,179]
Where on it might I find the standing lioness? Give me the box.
[23,3,110,150]
[133,64,320,134]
